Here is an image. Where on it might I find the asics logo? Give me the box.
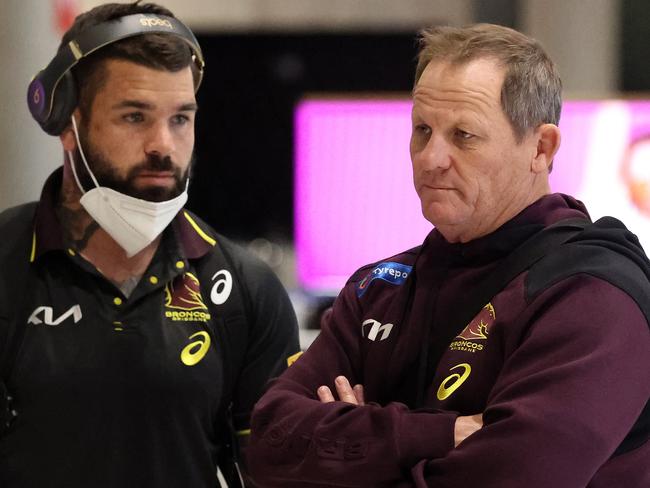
[210,269,233,305]
[180,331,211,366]
[437,363,471,401]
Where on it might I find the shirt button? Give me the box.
[113,297,123,306]
[149,276,159,285]
[175,261,185,269]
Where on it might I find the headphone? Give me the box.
[27,13,205,136]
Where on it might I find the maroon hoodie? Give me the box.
[249,194,650,487]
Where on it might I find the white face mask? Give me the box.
[68,116,188,257]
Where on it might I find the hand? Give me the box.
[317,376,365,406]
[454,413,483,447]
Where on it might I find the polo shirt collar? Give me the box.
[32,167,215,262]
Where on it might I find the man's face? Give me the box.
[410,58,541,242]
[74,59,197,202]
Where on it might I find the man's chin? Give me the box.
[422,203,460,226]
[129,185,183,202]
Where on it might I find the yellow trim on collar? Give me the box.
[287,351,303,367]
[183,211,216,247]
[30,231,36,262]
[236,429,251,437]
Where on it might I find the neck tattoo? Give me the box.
[56,204,99,253]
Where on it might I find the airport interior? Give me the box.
[3,0,650,350]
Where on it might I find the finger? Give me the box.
[453,414,483,447]
[335,376,358,404]
[353,384,365,406]
[317,385,335,403]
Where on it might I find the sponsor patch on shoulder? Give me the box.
[357,261,412,297]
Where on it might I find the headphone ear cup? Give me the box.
[42,71,78,136]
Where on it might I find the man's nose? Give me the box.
[417,134,452,171]
[144,121,175,157]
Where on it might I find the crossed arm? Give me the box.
[248,276,650,487]
[317,375,483,448]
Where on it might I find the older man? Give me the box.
[248,24,650,487]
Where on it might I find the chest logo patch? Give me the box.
[437,363,472,401]
[164,272,211,322]
[362,319,394,342]
[180,331,211,366]
[210,269,233,305]
[27,305,82,326]
[357,262,412,297]
[457,303,495,340]
[449,303,496,353]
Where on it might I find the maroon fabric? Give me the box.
[249,193,650,487]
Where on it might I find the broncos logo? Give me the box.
[164,272,208,311]
[456,303,496,341]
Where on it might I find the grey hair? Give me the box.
[414,23,562,142]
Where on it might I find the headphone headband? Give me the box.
[28,13,204,136]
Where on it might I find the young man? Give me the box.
[0,2,299,487]
[248,24,650,487]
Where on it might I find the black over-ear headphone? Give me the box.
[27,13,205,136]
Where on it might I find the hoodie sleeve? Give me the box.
[247,282,457,488]
[249,274,650,488]
[412,275,650,488]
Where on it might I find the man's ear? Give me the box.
[531,123,561,173]
[59,109,81,152]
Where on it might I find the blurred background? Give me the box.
[2,0,649,348]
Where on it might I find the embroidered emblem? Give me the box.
[449,303,496,353]
[164,272,211,322]
[357,262,412,297]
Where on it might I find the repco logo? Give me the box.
[28,305,82,326]
[139,17,173,29]
[361,319,393,342]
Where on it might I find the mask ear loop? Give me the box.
[68,115,103,195]
[182,156,193,193]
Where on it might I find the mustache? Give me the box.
[130,154,176,174]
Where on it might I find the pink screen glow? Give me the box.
[295,98,650,293]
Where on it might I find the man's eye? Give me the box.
[123,113,144,123]
[172,114,190,126]
[455,129,474,140]
[414,124,431,135]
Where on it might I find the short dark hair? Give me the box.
[60,1,199,118]
[414,23,562,142]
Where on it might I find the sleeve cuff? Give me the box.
[397,410,458,466]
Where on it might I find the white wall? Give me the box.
[1,0,61,210]
[79,0,474,31]
[521,0,620,97]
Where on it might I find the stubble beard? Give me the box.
[72,126,192,203]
